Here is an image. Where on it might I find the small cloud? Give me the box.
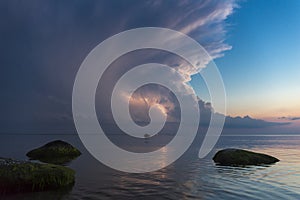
[224,115,289,128]
[278,116,300,121]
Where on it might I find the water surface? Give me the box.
[0,134,299,199]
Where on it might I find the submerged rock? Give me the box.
[213,148,279,166]
[26,140,81,165]
[0,158,75,194]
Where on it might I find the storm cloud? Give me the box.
[2,0,281,134]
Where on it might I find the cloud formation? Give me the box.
[0,0,253,133]
[278,116,300,121]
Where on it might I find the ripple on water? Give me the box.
[1,135,300,199]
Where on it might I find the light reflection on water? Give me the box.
[0,134,300,200]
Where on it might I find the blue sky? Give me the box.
[215,0,300,119]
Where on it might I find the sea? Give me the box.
[0,132,299,200]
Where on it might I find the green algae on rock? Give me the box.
[213,148,279,166]
[0,158,75,194]
[26,140,81,165]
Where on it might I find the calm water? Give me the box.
[0,133,300,200]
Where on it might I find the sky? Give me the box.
[0,0,299,133]
[215,0,300,120]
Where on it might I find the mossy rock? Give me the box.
[0,158,75,194]
[213,148,279,166]
[26,140,81,165]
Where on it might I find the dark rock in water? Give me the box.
[213,148,279,166]
[26,140,81,165]
[0,158,75,194]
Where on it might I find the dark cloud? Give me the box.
[0,0,244,133]
[224,115,289,128]
[278,117,300,121]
